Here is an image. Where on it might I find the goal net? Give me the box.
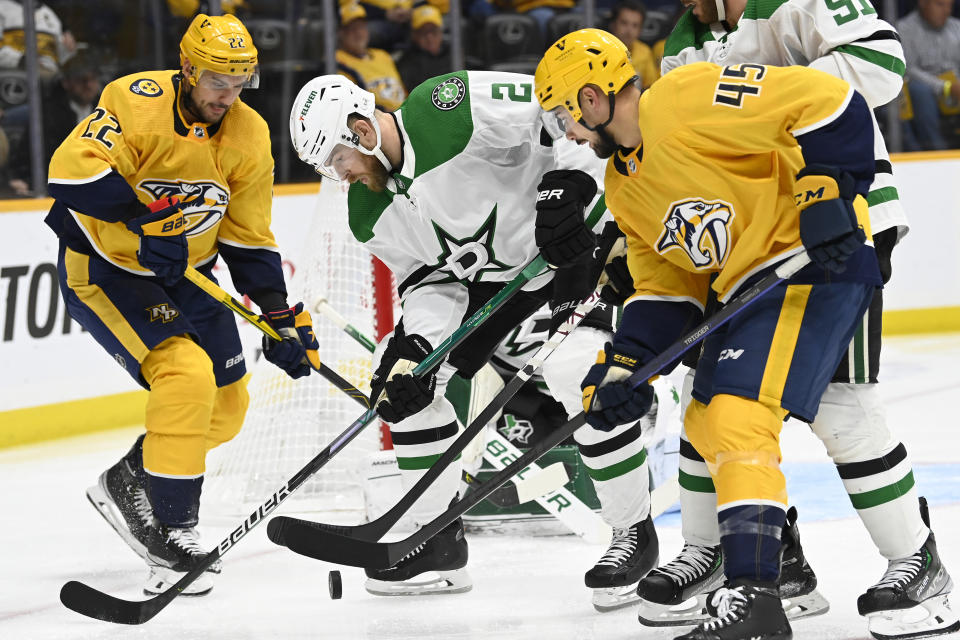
[204,180,393,517]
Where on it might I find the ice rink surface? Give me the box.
[2,333,958,640]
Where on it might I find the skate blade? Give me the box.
[866,594,960,640]
[365,569,473,596]
[592,583,641,612]
[143,565,213,597]
[637,594,710,627]
[783,587,830,621]
[86,480,150,562]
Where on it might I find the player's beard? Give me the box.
[181,86,229,125]
[591,127,619,159]
[356,152,390,192]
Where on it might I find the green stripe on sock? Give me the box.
[853,320,867,383]
[849,471,916,510]
[679,469,716,493]
[584,448,647,482]
[867,186,899,207]
[396,453,460,470]
[832,45,906,76]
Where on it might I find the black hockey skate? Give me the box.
[674,580,793,640]
[857,497,959,640]
[778,506,830,620]
[637,543,725,626]
[587,514,659,612]
[364,517,472,596]
[638,506,827,627]
[85,435,155,561]
[143,523,219,596]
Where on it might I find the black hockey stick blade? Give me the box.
[265,468,523,548]
[281,413,589,568]
[60,580,159,625]
[59,546,223,625]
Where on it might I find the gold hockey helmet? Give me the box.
[535,28,636,126]
[180,13,260,88]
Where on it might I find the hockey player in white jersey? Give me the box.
[637,1,959,638]
[290,72,659,598]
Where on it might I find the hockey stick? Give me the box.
[267,285,611,548]
[311,296,579,512]
[273,251,813,569]
[59,257,549,624]
[182,266,370,408]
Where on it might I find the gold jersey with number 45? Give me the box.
[605,61,875,308]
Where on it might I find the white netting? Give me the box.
[205,180,386,516]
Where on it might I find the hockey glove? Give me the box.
[600,255,634,305]
[796,164,866,273]
[581,343,655,432]
[535,169,598,267]
[371,326,436,423]
[588,223,634,306]
[125,196,188,286]
[261,302,320,379]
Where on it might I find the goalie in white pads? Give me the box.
[290,71,661,597]
[643,0,958,637]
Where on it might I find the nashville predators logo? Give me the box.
[138,179,229,237]
[129,78,163,97]
[147,303,179,323]
[656,198,735,269]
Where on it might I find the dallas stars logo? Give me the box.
[432,76,465,111]
[429,206,510,284]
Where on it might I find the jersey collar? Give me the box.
[613,145,643,177]
[388,110,413,193]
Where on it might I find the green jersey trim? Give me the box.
[742,0,790,21]
[399,71,474,177]
[664,11,718,58]
[833,44,906,76]
[348,183,395,243]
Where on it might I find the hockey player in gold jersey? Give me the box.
[44,14,318,596]
[536,29,886,639]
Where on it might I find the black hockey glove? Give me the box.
[371,326,436,423]
[796,164,866,273]
[534,169,598,267]
[588,222,634,306]
[600,255,634,306]
[125,196,188,286]
[261,302,320,379]
[580,343,655,432]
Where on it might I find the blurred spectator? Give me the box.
[342,0,412,50]
[7,50,101,195]
[336,3,407,111]
[0,0,76,78]
[396,5,451,91]
[468,0,575,36]
[898,0,960,150]
[607,0,658,88]
[166,0,248,17]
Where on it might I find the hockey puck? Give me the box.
[328,570,342,600]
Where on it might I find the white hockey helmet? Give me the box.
[289,75,392,181]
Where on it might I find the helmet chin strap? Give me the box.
[715,0,727,23]
[362,114,393,173]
